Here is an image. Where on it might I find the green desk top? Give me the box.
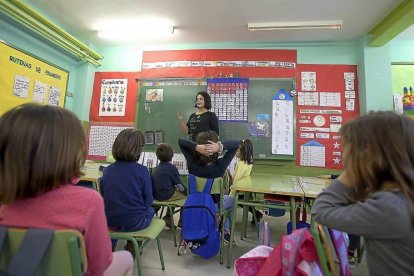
[232,173,330,198]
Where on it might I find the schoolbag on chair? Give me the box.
[181,174,220,259]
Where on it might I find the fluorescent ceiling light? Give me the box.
[248,21,343,31]
[97,26,174,40]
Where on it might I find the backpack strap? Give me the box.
[202,178,214,194]
[188,174,197,194]
[188,175,214,194]
[7,228,54,276]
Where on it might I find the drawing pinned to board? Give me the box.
[99,79,128,116]
[249,121,270,137]
[145,131,155,145]
[32,81,47,103]
[13,74,30,98]
[146,88,164,102]
[48,86,61,106]
[301,72,316,91]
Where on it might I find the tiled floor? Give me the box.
[117,211,369,276]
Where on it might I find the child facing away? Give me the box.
[100,129,155,258]
[152,143,187,228]
[0,104,133,276]
[178,130,240,243]
[311,111,414,275]
[228,139,262,224]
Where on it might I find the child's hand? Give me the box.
[195,144,209,156]
[175,184,185,192]
[205,141,219,155]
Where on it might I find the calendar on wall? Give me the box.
[87,123,134,160]
[207,78,249,122]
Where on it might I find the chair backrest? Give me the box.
[318,224,338,276]
[310,223,331,276]
[191,176,224,212]
[0,228,87,276]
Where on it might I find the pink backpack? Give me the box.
[234,228,321,276]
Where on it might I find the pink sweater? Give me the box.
[0,184,112,276]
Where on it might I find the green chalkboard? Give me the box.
[136,78,295,160]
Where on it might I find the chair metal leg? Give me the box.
[130,238,142,276]
[167,206,177,247]
[219,213,226,264]
[156,237,165,270]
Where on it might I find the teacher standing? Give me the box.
[177,91,219,141]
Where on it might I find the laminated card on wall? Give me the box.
[271,89,294,155]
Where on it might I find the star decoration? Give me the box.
[333,141,341,149]
[333,157,341,164]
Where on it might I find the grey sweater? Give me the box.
[311,179,414,276]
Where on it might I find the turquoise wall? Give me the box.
[2,6,412,120]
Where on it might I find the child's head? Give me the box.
[156,143,174,163]
[194,91,212,110]
[237,139,254,164]
[340,111,414,203]
[0,104,85,204]
[195,130,219,164]
[112,129,145,162]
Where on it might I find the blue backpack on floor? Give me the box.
[181,174,220,259]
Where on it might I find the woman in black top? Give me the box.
[177,91,219,141]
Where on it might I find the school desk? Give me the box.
[80,160,106,190]
[297,176,330,199]
[227,174,304,268]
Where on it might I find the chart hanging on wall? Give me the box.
[271,89,294,155]
[99,79,128,116]
[87,122,134,160]
[0,40,68,115]
[207,78,249,122]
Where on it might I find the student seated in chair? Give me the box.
[179,130,239,243]
[152,143,187,228]
[312,111,414,275]
[100,129,155,258]
[0,104,133,276]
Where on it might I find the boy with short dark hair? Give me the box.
[153,143,187,228]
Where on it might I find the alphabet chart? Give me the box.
[207,78,249,122]
[87,123,134,160]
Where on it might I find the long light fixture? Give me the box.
[97,26,174,41]
[0,0,103,65]
[248,20,343,31]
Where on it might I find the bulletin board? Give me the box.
[295,64,359,169]
[136,78,294,160]
[0,40,68,115]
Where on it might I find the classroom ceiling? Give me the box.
[26,0,409,47]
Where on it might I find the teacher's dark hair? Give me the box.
[0,104,85,204]
[194,91,212,110]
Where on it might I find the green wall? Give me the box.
[3,5,414,121]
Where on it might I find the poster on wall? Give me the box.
[207,78,249,122]
[0,40,68,115]
[296,64,359,170]
[272,89,294,155]
[98,79,128,116]
[391,65,414,117]
[87,122,134,160]
[89,72,139,123]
